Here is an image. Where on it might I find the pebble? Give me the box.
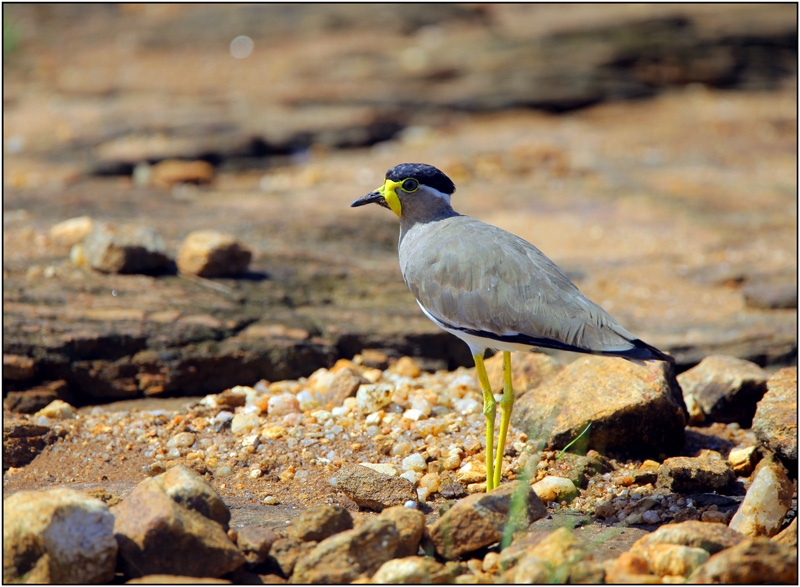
[267,393,300,416]
[33,399,75,420]
[176,229,252,278]
[49,215,94,246]
[230,411,260,435]
[356,383,393,413]
[80,222,170,274]
[728,457,793,537]
[531,475,578,503]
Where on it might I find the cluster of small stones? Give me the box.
[3,353,797,583]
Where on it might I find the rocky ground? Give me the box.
[2,4,798,585]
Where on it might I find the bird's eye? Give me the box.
[401,179,419,192]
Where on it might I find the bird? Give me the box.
[351,163,674,492]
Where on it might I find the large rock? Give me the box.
[286,504,353,542]
[3,488,117,584]
[510,527,587,583]
[2,420,60,470]
[429,480,547,560]
[752,367,797,465]
[152,464,231,529]
[378,505,426,558]
[630,520,745,555]
[291,517,400,583]
[677,355,769,426]
[656,456,735,493]
[688,537,797,584]
[512,356,686,457]
[728,457,793,537]
[332,463,417,511]
[372,556,453,584]
[112,477,244,578]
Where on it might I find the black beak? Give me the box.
[350,190,386,208]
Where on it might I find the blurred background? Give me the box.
[3,4,797,406]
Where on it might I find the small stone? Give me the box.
[230,412,260,436]
[150,159,214,189]
[81,223,170,274]
[292,517,400,583]
[267,394,300,416]
[752,367,797,465]
[402,453,427,472]
[320,368,366,409]
[33,399,75,420]
[356,383,393,414]
[677,355,769,426]
[430,481,547,560]
[531,475,578,503]
[49,215,94,246]
[657,456,734,493]
[3,488,117,584]
[176,229,251,277]
[237,526,279,568]
[167,432,197,449]
[728,446,759,475]
[688,537,797,584]
[287,504,353,542]
[332,464,417,511]
[456,459,487,485]
[394,356,421,378]
[642,510,661,524]
[372,556,452,584]
[728,457,793,537]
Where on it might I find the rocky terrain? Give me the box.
[3,4,797,584]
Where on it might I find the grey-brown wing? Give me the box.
[400,216,640,354]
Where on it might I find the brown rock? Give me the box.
[292,517,400,583]
[688,537,797,584]
[378,505,426,557]
[3,488,117,584]
[727,445,759,475]
[637,543,709,577]
[323,367,367,409]
[512,356,685,457]
[2,420,60,469]
[603,551,659,584]
[333,463,417,511]
[752,367,797,465]
[3,354,36,381]
[3,380,68,413]
[150,159,215,189]
[631,520,745,555]
[656,456,734,493]
[49,215,94,246]
[112,477,244,578]
[236,526,279,568]
[677,355,769,426]
[81,223,170,274]
[176,230,251,277]
[286,504,353,542]
[153,464,231,529]
[268,537,316,578]
[429,480,547,560]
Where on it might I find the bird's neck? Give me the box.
[398,205,459,248]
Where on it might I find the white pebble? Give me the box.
[417,486,430,502]
[249,468,262,479]
[400,470,422,484]
[356,383,393,413]
[263,495,279,505]
[402,408,424,421]
[402,453,427,472]
[231,412,260,435]
[268,393,300,416]
[454,397,480,415]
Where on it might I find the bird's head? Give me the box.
[351,163,456,218]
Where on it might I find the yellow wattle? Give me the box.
[381,179,403,217]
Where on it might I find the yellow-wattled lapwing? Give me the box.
[351,163,673,492]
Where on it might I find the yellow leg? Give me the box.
[493,351,515,489]
[473,352,496,491]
